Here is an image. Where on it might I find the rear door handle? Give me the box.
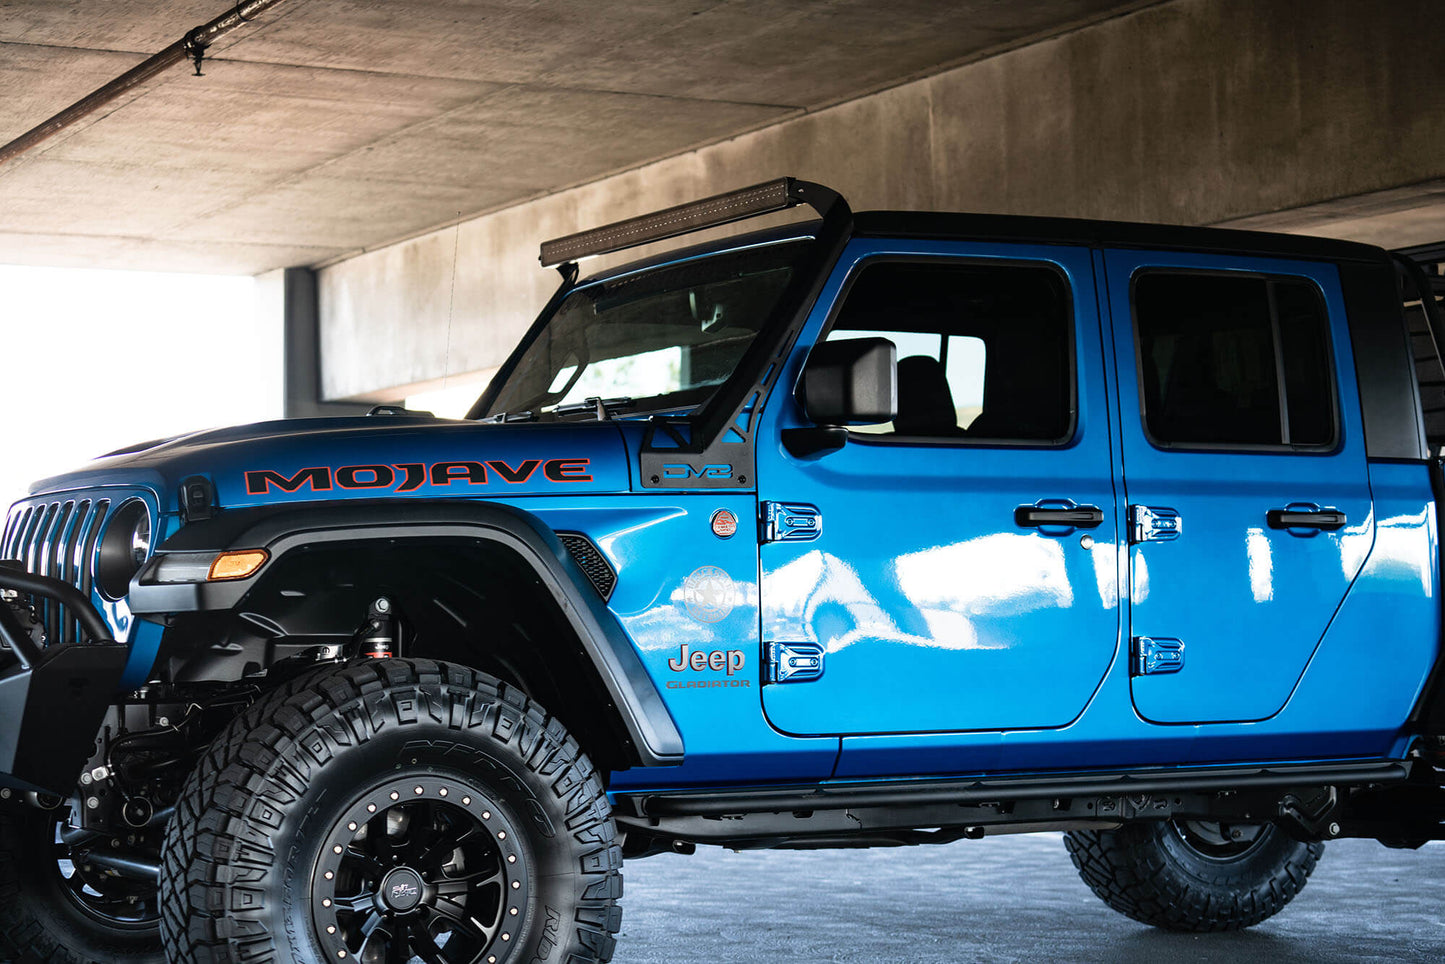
[1266,505,1347,531]
[1015,502,1104,529]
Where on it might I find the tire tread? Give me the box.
[158,658,621,964]
[1063,823,1324,932]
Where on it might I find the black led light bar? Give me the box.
[540,177,832,267]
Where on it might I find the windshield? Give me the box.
[479,240,809,420]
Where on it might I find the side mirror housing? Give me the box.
[800,337,897,425]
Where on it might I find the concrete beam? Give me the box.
[2,0,1143,273]
[318,0,1445,402]
[275,267,376,417]
[1217,179,1445,249]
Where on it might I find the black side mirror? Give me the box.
[801,337,897,425]
[785,337,897,459]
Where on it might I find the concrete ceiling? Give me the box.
[0,0,1144,274]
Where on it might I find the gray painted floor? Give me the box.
[616,834,1445,962]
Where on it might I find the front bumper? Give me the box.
[0,567,128,793]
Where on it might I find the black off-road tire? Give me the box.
[0,804,163,964]
[158,658,622,963]
[1064,820,1324,931]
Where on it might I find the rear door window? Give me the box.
[1132,273,1336,449]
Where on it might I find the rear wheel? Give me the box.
[159,658,622,963]
[1064,819,1323,931]
[0,804,163,963]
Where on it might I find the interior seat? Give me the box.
[893,355,965,437]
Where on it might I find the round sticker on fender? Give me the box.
[711,509,738,539]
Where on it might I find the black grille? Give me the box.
[557,533,616,600]
[2,497,112,645]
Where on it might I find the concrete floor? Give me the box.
[617,833,1445,963]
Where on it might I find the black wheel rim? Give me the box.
[1171,819,1267,860]
[311,776,529,964]
[52,812,160,929]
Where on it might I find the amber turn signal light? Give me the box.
[208,549,268,581]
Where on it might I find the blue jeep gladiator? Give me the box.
[2,178,1443,964]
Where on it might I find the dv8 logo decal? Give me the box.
[661,463,732,480]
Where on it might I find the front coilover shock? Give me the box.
[356,596,400,659]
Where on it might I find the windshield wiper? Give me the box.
[483,410,538,423]
[552,396,637,421]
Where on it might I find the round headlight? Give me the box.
[97,500,152,600]
[130,509,152,566]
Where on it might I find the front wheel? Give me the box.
[0,804,163,963]
[1064,819,1324,931]
[159,658,622,963]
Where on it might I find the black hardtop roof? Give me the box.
[577,208,1388,287]
[852,210,1389,265]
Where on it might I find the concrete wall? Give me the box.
[318,0,1445,403]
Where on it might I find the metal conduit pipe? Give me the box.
[0,0,290,169]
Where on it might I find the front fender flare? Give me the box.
[131,499,683,766]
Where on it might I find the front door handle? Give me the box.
[1266,505,1347,531]
[1015,503,1104,529]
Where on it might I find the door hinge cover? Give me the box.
[1132,636,1185,676]
[1130,504,1182,544]
[761,502,822,543]
[765,641,825,683]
